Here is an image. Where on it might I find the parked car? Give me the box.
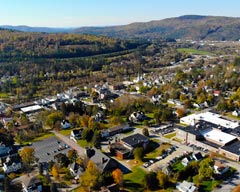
[143,162,151,168]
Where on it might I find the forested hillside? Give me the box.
[73,15,240,41]
[0,30,140,60]
[0,29,147,102]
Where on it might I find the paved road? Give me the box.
[52,131,86,156]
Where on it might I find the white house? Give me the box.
[176,180,198,192]
[3,157,22,174]
[232,110,240,117]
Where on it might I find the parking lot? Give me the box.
[32,136,71,163]
[143,146,191,171]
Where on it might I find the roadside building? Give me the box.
[176,123,240,161]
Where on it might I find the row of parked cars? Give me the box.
[143,145,178,168]
[188,143,209,153]
[153,127,175,135]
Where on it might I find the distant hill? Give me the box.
[0,25,72,33]
[73,15,240,41]
[2,15,240,41]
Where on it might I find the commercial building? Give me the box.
[180,112,239,129]
[176,122,240,161]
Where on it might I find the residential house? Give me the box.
[232,110,240,117]
[151,95,161,105]
[22,176,42,192]
[214,160,229,175]
[182,152,203,167]
[129,111,147,122]
[51,102,62,110]
[108,84,125,91]
[181,156,193,167]
[0,144,18,165]
[176,180,198,192]
[192,152,203,161]
[94,111,104,122]
[213,90,220,97]
[85,148,118,173]
[1,117,13,129]
[61,120,71,129]
[70,129,83,142]
[69,161,84,180]
[2,157,22,174]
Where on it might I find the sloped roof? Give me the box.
[86,148,117,172]
[22,176,42,189]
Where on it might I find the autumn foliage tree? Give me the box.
[133,147,144,162]
[51,165,59,179]
[19,147,36,169]
[157,171,169,189]
[67,149,78,163]
[112,168,123,186]
[80,161,100,191]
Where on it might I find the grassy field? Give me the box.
[226,113,240,121]
[59,129,72,136]
[193,175,221,192]
[77,139,90,148]
[32,132,54,142]
[0,92,8,98]
[172,160,185,172]
[164,132,176,139]
[124,166,146,192]
[145,142,171,159]
[177,48,214,55]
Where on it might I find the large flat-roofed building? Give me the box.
[200,129,237,146]
[180,112,239,129]
[21,105,42,114]
[176,122,240,161]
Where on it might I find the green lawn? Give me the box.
[59,129,72,136]
[124,166,146,192]
[145,142,170,159]
[177,48,214,55]
[77,139,90,148]
[172,161,185,172]
[0,92,8,98]
[32,132,54,142]
[226,113,240,121]
[146,113,154,119]
[123,129,134,135]
[193,175,221,192]
[164,132,176,139]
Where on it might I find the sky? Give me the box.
[0,0,240,27]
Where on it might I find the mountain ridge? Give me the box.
[2,15,240,40]
[72,15,240,40]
